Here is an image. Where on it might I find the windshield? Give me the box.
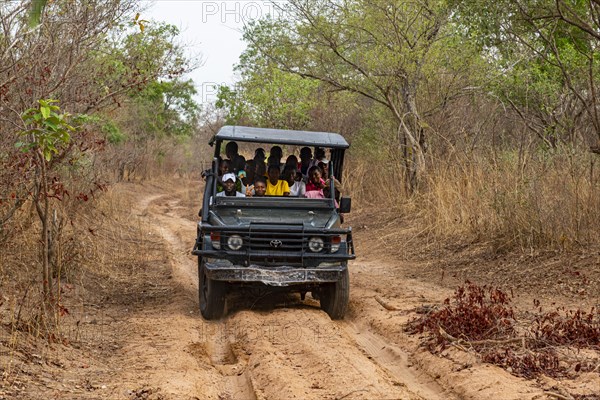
[208,140,343,204]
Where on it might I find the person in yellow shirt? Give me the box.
[266,164,290,196]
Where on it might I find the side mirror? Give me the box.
[339,197,351,213]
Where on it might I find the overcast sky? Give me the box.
[143,0,286,105]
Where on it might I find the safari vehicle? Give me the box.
[192,126,355,320]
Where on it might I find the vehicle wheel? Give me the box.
[198,259,226,320]
[320,267,349,320]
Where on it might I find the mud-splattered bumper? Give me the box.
[203,260,345,286]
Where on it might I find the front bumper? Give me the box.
[203,260,346,286]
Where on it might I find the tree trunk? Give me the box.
[34,150,52,299]
[396,88,427,194]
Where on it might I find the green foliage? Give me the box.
[88,20,191,113]
[132,78,199,137]
[101,119,127,144]
[83,20,198,139]
[454,0,600,145]
[18,100,76,161]
[216,65,320,129]
[216,85,246,125]
[28,0,47,27]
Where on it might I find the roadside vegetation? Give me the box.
[1,0,599,397]
[0,0,208,358]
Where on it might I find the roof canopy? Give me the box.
[214,125,350,149]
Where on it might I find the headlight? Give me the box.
[308,237,324,252]
[210,232,221,250]
[330,236,341,253]
[227,234,243,251]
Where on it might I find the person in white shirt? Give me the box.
[283,165,306,197]
[216,173,245,197]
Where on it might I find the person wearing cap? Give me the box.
[217,160,242,193]
[216,173,245,197]
[310,147,328,169]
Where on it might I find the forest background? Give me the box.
[1,0,599,339]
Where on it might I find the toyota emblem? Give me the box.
[270,240,283,248]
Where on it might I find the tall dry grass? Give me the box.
[345,147,600,252]
[0,182,165,385]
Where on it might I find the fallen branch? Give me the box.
[545,391,574,400]
[336,388,368,400]
[439,327,531,348]
[374,295,401,311]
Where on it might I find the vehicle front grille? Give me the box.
[203,223,352,267]
[247,233,304,253]
[221,227,305,266]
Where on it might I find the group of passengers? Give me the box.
[215,141,341,199]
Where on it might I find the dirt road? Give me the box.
[3,182,598,400]
[90,185,548,400]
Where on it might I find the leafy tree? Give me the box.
[454,0,600,150]
[1,4,194,230]
[18,100,77,299]
[217,64,320,129]
[238,0,477,191]
[132,79,199,137]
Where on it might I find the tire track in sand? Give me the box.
[144,194,258,400]
[342,319,457,400]
[144,191,458,400]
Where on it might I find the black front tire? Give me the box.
[320,267,349,320]
[198,259,227,320]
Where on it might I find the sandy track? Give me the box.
[127,191,453,400]
[111,187,547,400]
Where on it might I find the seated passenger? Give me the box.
[245,175,266,197]
[266,164,290,196]
[233,154,247,193]
[254,147,266,166]
[225,141,238,161]
[267,155,281,170]
[285,155,298,169]
[305,165,325,196]
[244,159,256,186]
[270,145,283,165]
[299,147,312,177]
[216,173,245,197]
[217,159,242,193]
[283,164,305,197]
[319,160,342,201]
[233,154,246,175]
[255,160,267,178]
[219,158,230,176]
[253,176,267,197]
[314,147,327,163]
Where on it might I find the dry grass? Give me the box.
[346,148,600,252]
[0,182,168,388]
